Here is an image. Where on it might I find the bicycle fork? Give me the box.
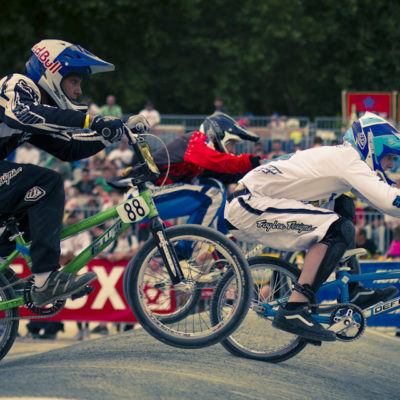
[148,216,185,285]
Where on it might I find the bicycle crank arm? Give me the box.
[328,318,354,334]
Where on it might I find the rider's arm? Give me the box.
[345,156,400,217]
[27,130,106,161]
[184,131,260,174]
[1,74,87,133]
[1,74,107,161]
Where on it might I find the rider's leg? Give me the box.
[225,194,340,341]
[334,195,398,307]
[287,242,327,303]
[0,161,96,306]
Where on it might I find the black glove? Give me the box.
[249,155,262,168]
[90,116,124,143]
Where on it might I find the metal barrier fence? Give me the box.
[122,114,345,154]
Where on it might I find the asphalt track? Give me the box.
[0,328,399,400]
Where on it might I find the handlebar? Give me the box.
[122,124,160,184]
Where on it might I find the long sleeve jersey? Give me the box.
[240,142,400,217]
[148,131,260,185]
[0,73,108,161]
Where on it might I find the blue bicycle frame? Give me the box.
[258,267,400,327]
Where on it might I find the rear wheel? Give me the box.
[0,274,19,362]
[123,225,252,348]
[211,255,308,363]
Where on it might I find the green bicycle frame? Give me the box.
[0,188,159,312]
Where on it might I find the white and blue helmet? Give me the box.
[26,39,114,112]
[344,111,400,185]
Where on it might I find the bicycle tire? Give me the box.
[123,224,252,348]
[211,255,308,363]
[0,274,19,362]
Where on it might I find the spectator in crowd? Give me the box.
[15,142,41,164]
[47,157,73,181]
[100,94,123,118]
[105,227,139,263]
[268,113,288,140]
[74,168,96,195]
[87,150,109,178]
[254,142,267,160]
[237,113,253,128]
[82,95,100,116]
[355,227,379,259]
[213,97,229,114]
[267,139,287,159]
[26,320,64,340]
[385,225,400,260]
[107,138,133,170]
[286,118,303,146]
[139,100,161,130]
[312,136,324,147]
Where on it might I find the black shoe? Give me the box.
[349,285,398,309]
[31,270,97,307]
[273,305,336,342]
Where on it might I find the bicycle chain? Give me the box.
[0,275,66,321]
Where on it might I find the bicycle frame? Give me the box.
[314,269,400,326]
[257,268,400,327]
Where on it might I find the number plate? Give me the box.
[116,196,150,223]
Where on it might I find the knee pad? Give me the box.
[311,217,355,292]
[334,195,355,221]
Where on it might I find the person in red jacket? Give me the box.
[129,112,261,233]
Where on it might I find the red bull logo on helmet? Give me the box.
[32,44,62,74]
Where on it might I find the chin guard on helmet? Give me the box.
[344,111,400,185]
[26,39,114,112]
[199,112,259,152]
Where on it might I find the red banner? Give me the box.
[10,258,175,323]
[347,92,393,119]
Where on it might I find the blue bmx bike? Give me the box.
[210,248,400,363]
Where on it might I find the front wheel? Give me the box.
[211,255,308,363]
[0,274,19,362]
[123,225,252,349]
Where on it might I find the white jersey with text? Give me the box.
[225,143,400,251]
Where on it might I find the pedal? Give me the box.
[71,285,95,300]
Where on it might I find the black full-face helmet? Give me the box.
[200,112,259,152]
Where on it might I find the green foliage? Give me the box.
[1,0,400,117]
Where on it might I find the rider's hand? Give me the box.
[249,155,263,168]
[126,114,150,133]
[90,115,124,143]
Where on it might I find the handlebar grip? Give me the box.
[135,123,145,133]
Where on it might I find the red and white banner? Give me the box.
[346,91,393,119]
[10,258,175,323]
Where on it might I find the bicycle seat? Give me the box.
[107,177,133,191]
[341,248,367,262]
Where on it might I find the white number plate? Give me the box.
[116,196,150,223]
